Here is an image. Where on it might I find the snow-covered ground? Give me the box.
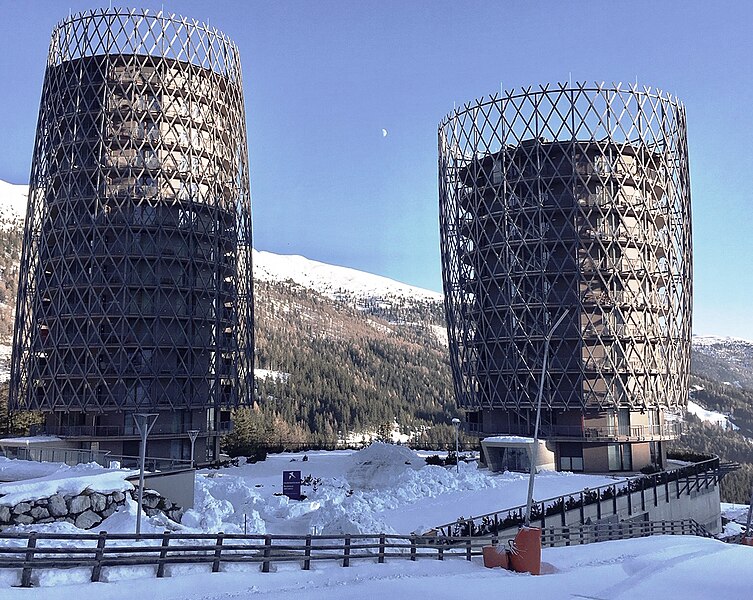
[181,444,623,536]
[0,445,622,539]
[0,445,750,596]
[0,535,750,599]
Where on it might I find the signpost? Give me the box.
[282,470,302,500]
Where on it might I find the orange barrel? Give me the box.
[509,526,542,575]
[482,545,510,569]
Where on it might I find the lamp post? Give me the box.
[524,309,569,528]
[451,418,461,473]
[133,413,158,536]
[188,430,200,468]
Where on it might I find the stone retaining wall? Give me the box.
[0,488,183,529]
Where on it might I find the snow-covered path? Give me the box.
[0,536,749,599]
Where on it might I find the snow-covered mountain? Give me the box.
[691,335,753,390]
[0,181,27,228]
[253,250,442,307]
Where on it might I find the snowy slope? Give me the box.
[0,181,27,226]
[253,250,442,305]
[687,397,738,430]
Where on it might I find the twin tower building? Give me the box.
[11,9,691,470]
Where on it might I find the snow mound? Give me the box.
[182,474,267,534]
[346,442,422,490]
[0,461,135,505]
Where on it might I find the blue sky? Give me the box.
[0,1,751,338]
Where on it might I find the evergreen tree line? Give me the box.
[224,279,468,456]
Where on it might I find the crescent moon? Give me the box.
[382,129,388,137]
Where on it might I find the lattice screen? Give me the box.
[10,9,253,413]
[439,83,691,414]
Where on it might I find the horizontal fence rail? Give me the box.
[434,457,722,537]
[0,519,715,587]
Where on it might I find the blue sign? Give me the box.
[282,470,302,500]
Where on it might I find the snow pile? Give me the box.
[687,399,738,430]
[182,474,267,534]
[345,443,423,490]
[0,460,135,505]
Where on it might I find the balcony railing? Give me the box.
[30,421,233,438]
[466,420,681,441]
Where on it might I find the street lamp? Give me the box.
[451,418,461,473]
[188,430,200,468]
[524,309,569,528]
[133,413,158,536]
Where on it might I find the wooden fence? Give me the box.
[0,519,713,587]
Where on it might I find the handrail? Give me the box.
[433,456,721,537]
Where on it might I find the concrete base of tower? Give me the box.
[467,407,678,473]
[481,436,556,473]
[27,408,232,465]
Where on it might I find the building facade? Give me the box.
[10,9,254,461]
[439,84,692,472]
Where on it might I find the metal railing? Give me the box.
[0,447,112,469]
[434,456,721,537]
[0,519,713,588]
[29,422,231,438]
[0,446,192,473]
[467,421,682,442]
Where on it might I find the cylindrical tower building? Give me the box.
[10,9,254,462]
[439,83,691,472]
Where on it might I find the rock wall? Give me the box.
[0,488,183,529]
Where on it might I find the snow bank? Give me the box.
[0,461,135,505]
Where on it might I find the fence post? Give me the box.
[596,493,602,520]
[627,490,632,515]
[262,535,272,573]
[20,533,37,588]
[465,537,472,561]
[378,534,386,564]
[303,535,312,571]
[641,485,645,511]
[579,492,584,524]
[343,535,351,567]
[212,532,225,573]
[438,543,444,561]
[612,485,617,515]
[91,530,108,582]
[156,531,171,578]
[410,535,417,561]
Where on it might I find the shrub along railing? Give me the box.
[0,518,713,587]
[434,456,722,537]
